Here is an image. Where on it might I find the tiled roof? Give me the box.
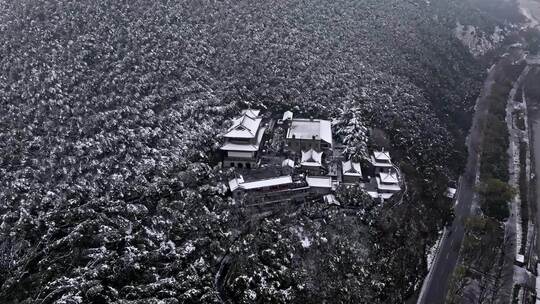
[282,159,295,168]
[228,175,245,191]
[221,126,266,151]
[301,149,323,166]
[224,114,262,139]
[241,109,260,119]
[342,160,362,177]
[306,176,332,188]
[379,172,399,184]
[373,150,391,161]
[287,119,332,145]
[229,175,293,191]
[282,111,293,121]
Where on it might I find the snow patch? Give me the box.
[290,226,313,248]
[181,241,196,256]
[301,237,311,248]
[454,22,505,57]
[426,229,444,269]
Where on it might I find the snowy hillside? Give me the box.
[0,0,497,303]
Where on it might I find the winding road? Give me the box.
[417,58,516,303]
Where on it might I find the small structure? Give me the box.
[306,176,333,195]
[371,149,393,173]
[282,111,294,121]
[227,174,335,204]
[376,171,401,199]
[221,110,265,169]
[281,159,295,175]
[286,118,332,152]
[366,191,380,200]
[326,161,339,179]
[278,110,294,126]
[229,175,294,200]
[301,149,323,174]
[323,194,340,206]
[445,187,457,199]
[342,160,362,184]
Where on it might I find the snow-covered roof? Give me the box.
[220,142,258,152]
[301,149,323,166]
[241,109,260,119]
[367,191,379,199]
[342,160,362,177]
[323,194,340,206]
[376,177,401,192]
[445,187,457,199]
[224,114,262,139]
[370,155,393,167]
[230,176,293,191]
[286,118,332,145]
[221,126,266,151]
[319,120,332,145]
[282,159,295,168]
[282,111,293,121]
[380,193,394,200]
[379,172,399,184]
[306,176,332,188]
[228,175,245,191]
[373,150,391,162]
[366,191,394,200]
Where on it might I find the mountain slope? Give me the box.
[0,0,491,302]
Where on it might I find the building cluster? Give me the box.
[220,109,402,205]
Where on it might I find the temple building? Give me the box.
[306,176,333,194]
[220,109,265,169]
[222,110,404,204]
[286,117,332,152]
[342,160,363,184]
[376,171,401,200]
[300,148,324,174]
[281,159,295,175]
[371,149,393,173]
[228,175,294,200]
[228,175,333,204]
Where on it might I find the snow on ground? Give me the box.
[454,22,505,56]
[510,136,524,260]
[301,237,312,248]
[508,67,532,263]
[426,229,444,269]
[290,226,312,249]
[536,264,540,304]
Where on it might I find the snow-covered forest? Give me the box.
[0,0,500,302]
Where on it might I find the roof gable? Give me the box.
[282,159,295,168]
[342,160,362,176]
[379,172,399,184]
[228,175,245,191]
[301,149,323,166]
[373,150,391,161]
[282,111,294,121]
[224,114,262,138]
[241,109,260,119]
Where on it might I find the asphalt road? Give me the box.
[417,64,499,304]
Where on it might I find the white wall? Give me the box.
[228,151,254,158]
